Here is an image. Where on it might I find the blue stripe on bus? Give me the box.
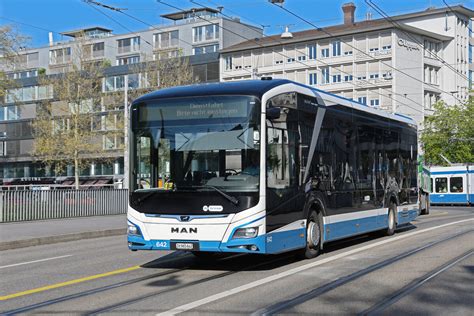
[430,170,473,175]
[265,228,306,254]
[430,193,469,204]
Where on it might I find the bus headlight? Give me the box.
[128,222,140,236]
[233,227,258,239]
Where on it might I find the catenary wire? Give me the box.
[366,0,470,83]
[175,0,425,115]
[269,1,465,104]
[186,0,426,115]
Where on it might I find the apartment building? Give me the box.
[220,3,473,124]
[0,7,263,186]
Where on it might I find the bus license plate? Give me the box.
[171,242,199,251]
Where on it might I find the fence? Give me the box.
[0,189,128,223]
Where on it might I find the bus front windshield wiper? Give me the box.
[133,188,163,205]
[195,185,239,206]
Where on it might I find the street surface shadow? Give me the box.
[140,224,418,272]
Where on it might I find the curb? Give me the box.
[0,228,126,251]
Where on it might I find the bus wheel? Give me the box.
[299,211,321,259]
[385,203,397,236]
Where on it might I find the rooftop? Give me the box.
[221,5,474,53]
[160,7,220,21]
[61,27,113,38]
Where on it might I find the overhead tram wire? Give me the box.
[160,0,425,115]
[365,0,470,83]
[0,16,118,53]
[186,0,425,115]
[83,0,153,47]
[85,0,258,79]
[443,0,473,34]
[269,2,465,105]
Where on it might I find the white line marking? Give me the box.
[156,218,474,316]
[0,255,73,269]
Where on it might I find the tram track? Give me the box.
[252,228,473,316]
[2,251,296,315]
[360,249,474,315]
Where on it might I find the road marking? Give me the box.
[0,255,73,269]
[0,265,140,301]
[156,218,474,316]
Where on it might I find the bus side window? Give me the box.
[435,177,448,193]
[450,177,463,193]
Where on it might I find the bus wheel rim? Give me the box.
[308,221,320,248]
[389,210,394,230]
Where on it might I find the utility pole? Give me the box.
[124,74,129,189]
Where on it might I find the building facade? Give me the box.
[0,7,263,187]
[220,3,473,124]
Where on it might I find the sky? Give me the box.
[1,0,473,48]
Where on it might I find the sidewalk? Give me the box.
[0,214,127,251]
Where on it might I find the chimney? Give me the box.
[48,32,54,46]
[342,2,356,25]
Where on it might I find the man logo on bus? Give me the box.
[171,227,197,234]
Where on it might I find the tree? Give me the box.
[32,35,114,189]
[421,98,474,165]
[0,25,29,99]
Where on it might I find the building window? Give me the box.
[225,56,232,70]
[358,96,367,104]
[332,74,341,83]
[321,48,330,58]
[369,73,379,79]
[193,44,219,55]
[287,57,295,63]
[298,55,306,61]
[369,47,379,52]
[332,41,341,56]
[49,47,71,65]
[117,37,140,54]
[275,60,283,65]
[103,74,141,92]
[344,50,353,56]
[382,45,391,50]
[321,67,330,84]
[308,44,316,59]
[154,30,179,49]
[344,75,353,81]
[370,99,380,106]
[309,73,317,85]
[193,24,219,43]
[357,75,367,81]
[116,55,140,66]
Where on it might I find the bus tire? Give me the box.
[385,203,397,236]
[299,211,321,259]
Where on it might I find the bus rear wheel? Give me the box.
[385,203,397,236]
[299,211,321,259]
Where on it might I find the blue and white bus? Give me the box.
[127,79,419,258]
[429,165,473,205]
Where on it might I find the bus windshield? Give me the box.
[131,95,261,194]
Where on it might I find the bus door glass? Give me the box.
[266,94,300,231]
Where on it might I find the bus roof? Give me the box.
[133,79,289,103]
[133,79,416,125]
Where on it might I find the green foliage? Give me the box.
[38,68,46,75]
[421,98,474,165]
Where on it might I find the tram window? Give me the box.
[450,177,463,193]
[435,177,448,193]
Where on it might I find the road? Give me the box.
[1,207,473,315]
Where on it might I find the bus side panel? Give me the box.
[469,166,474,205]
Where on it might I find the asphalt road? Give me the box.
[0,207,473,315]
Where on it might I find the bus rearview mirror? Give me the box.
[267,107,281,120]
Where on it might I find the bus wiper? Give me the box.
[198,185,239,206]
[133,188,162,205]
